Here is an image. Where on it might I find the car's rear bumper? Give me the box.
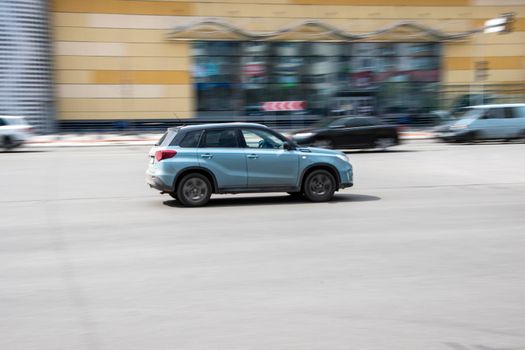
[146,172,173,192]
[340,182,353,189]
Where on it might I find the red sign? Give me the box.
[242,63,265,76]
[261,101,306,112]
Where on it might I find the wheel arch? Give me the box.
[174,167,218,193]
[299,163,341,191]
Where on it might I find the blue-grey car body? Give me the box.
[146,123,353,196]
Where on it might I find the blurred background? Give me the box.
[1,0,524,134]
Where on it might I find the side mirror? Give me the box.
[283,141,294,151]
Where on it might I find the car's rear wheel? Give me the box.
[303,170,336,202]
[176,173,212,207]
[519,130,525,142]
[3,136,13,150]
[375,137,395,150]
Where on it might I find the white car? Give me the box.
[436,103,525,142]
[0,116,34,150]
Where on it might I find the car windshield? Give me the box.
[312,117,339,128]
[4,117,27,125]
[459,108,485,120]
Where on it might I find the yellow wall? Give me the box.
[51,0,525,120]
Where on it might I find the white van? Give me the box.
[0,116,34,150]
[437,104,525,142]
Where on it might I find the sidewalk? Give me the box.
[26,130,434,147]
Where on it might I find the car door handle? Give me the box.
[246,154,259,159]
[200,153,213,159]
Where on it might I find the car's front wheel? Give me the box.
[176,173,212,207]
[303,170,336,202]
[375,137,396,150]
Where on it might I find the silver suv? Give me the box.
[146,123,353,207]
[437,104,525,142]
[0,116,33,150]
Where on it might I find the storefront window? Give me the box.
[192,41,441,117]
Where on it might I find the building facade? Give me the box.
[0,0,54,132]
[36,1,525,129]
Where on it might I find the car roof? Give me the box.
[170,122,268,132]
[469,103,525,109]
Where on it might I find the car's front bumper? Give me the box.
[436,130,472,142]
[338,165,353,189]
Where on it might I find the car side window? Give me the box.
[329,118,347,128]
[343,118,369,127]
[0,119,5,126]
[483,108,505,119]
[504,107,515,118]
[178,130,202,147]
[241,129,284,149]
[200,129,239,148]
[514,106,525,118]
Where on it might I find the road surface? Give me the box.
[1,140,525,350]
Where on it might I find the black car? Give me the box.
[290,116,400,150]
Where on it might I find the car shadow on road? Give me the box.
[342,149,417,154]
[0,149,48,154]
[163,193,380,208]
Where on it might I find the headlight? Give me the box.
[336,154,350,163]
[294,132,314,138]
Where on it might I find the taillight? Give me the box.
[155,149,177,162]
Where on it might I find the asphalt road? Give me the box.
[1,140,525,350]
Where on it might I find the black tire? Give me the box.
[303,170,336,202]
[467,131,479,143]
[519,130,525,142]
[3,136,13,150]
[374,137,395,150]
[176,173,212,207]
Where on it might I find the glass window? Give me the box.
[192,41,441,118]
[0,118,5,126]
[178,130,202,147]
[241,129,284,149]
[350,117,381,126]
[156,129,177,146]
[201,129,239,148]
[504,107,515,118]
[513,106,525,118]
[484,108,505,119]
[156,132,167,146]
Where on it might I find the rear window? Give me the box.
[156,129,177,146]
